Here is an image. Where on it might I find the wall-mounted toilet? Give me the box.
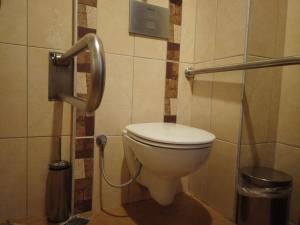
[123,123,215,205]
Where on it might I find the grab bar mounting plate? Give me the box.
[48,52,74,101]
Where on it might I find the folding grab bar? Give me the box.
[49,33,106,112]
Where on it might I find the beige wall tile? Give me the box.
[0,138,27,222]
[28,0,72,50]
[180,0,197,63]
[276,0,288,58]
[274,143,300,224]
[98,0,134,55]
[0,0,27,45]
[95,54,133,136]
[206,140,238,220]
[242,57,281,144]
[134,37,167,60]
[0,43,27,138]
[247,0,280,57]
[28,47,72,137]
[177,63,193,126]
[194,0,217,63]
[132,58,165,123]
[211,57,244,143]
[284,0,300,56]
[215,0,248,59]
[188,159,209,203]
[277,66,300,147]
[191,62,214,131]
[27,137,71,217]
[99,136,129,209]
[240,143,275,168]
[92,140,100,211]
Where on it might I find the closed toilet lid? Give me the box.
[125,123,215,145]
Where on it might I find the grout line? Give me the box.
[192,0,198,64]
[240,142,277,146]
[26,0,29,217]
[277,141,300,150]
[76,136,95,139]
[130,36,136,124]
[239,141,300,151]
[0,41,27,47]
[0,41,69,52]
[0,135,72,140]
[195,55,245,65]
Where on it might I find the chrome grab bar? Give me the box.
[49,33,106,112]
[185,56,300,78]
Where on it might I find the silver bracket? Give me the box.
[48,52,74,101]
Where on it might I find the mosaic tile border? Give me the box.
[164,0,182,123]
[74,0,97,213]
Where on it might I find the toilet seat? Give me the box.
[124,123,215,150]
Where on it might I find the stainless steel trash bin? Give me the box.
[46,160,71,222]
[237,167,293,225]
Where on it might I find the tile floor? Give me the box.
[16,193,235,225]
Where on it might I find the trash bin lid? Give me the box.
[49,160,70,170]
[241,167,293,188]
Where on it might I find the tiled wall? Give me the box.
[275,0,300,223]
[238,0,300,223]
[0,0,73,222]
[239,0,286,169]
[186,0,249,220]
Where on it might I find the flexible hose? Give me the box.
[96,135,142,188]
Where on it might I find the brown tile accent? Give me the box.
[165,98,171,115]
[78,26,96,39]
[164,115,177,123]
[167,42,180,61]
[79,0,97,7]
[166,62,179,80]
[77,63,91,73]
[77,51,90,64]
[169,24,175,43]
[77,50,91,73]
[74,178,93,213]
[165,79,178,98]
[76,138,94,159]
[76,110,95,137]
[78,4,87,27]
[170,0,182,26]
[84,158,94,178]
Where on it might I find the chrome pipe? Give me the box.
[185,56,300,78]
[52,33,106,112]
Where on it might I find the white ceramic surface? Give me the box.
[123,123,215,205]
[126,122,216,145]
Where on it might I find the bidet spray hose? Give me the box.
[96,135,142,188]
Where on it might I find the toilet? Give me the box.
[122,122,215,205]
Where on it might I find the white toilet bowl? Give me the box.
[122,123,215,205]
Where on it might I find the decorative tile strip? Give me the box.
[75,138,94,159]
[74,0,97,214]
[164,0,182,123]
